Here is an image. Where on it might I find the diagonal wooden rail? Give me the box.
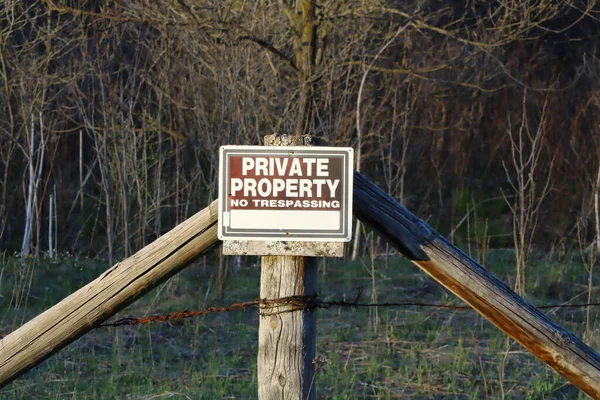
[0,200,219,387]
[353,171,600,398]
[1,173,600,398]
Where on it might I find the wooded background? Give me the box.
[1,0,599,265]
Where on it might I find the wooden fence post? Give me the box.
[220,134,349,399]
[257,134,317,400]
[259,256,317,400]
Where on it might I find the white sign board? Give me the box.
[218,146,353,242]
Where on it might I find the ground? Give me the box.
[0,248,598,399]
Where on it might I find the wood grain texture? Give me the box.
[0,200,219,388]
[258,256,317,400]
[223,240,343,257]
[353,171,600,399]
[353,172,430,261]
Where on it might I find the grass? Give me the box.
[0,248,598,399]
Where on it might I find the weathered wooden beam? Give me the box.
[353,171,600,398]
[258,256,317,400]
[0,200,219,388]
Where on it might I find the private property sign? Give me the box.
[218,146,353,241]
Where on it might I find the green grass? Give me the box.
[0,249,598,399]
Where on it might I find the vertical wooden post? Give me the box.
[258,256,317,400]
[258,134,317,400]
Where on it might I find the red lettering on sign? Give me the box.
[227,156,343,210]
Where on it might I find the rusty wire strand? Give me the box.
[2,298,600,337]
[96,297,600,328]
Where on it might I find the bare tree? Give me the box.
[501,93,554,296]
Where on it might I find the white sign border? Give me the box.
[218,145,353,242]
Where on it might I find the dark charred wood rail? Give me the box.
[353,171,600,398]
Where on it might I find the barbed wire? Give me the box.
[98,294,600,328]
[99,295,319,327]
[2,295,600,337]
